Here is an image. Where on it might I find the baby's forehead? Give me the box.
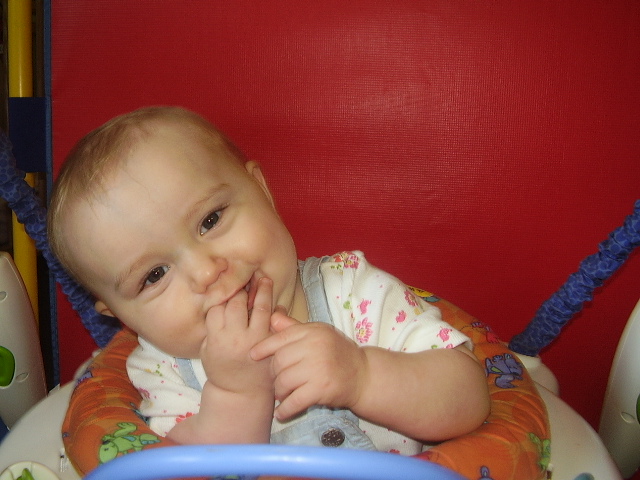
[61,116,244,208]
[137,119,244,165]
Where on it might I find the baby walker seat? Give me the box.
[61,292,550,480]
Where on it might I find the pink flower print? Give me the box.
[355,318,374,344]
[358,299,371,314]
[404,290,418,307]
[138,388,151,400]
[175,412,195,424]
[395,310,407,323]
[437,327,452,342]
[342,252,360,269]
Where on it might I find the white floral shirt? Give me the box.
[319,251,470,352]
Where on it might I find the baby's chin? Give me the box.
[148,337,204,359]
[171,347,202,360]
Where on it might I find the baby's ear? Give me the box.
[94,300,116,317]
[245,161,274,205]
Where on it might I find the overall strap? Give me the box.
[298,256,334,326]
[175,358,202,391]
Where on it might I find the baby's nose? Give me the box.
[187,251,227,293]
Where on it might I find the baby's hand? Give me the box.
[200,277,274,395]
[250,308,368,420]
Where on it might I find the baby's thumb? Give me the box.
[270,306,300,332]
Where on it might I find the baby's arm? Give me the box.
[251,311,489,443]
[168,278,275,445]
[352,342,490,441]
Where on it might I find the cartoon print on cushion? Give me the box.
[528,432,551,472]
[408,286,440,303]
[469,321,500,343]
[478,466,494,480]
[75,368,93,385]
[485,353,523,388]
[99,422,161,464]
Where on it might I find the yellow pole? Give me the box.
[8,0,38,321]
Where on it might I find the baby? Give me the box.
[48,106,490,454]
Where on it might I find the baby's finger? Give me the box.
[272,359,307,404]
[270,307,301,332]
[223,288,250,328]
[250,317,302,360]
[274,382,316,421]
[249,333,281,361]
[204,300,233,335]
[249,277,273,333]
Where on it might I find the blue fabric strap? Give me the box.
[298,256,334,326]
[0,131,120,348]
[175,358,202,391]
[510,199,640,356]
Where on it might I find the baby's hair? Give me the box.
[47,106,246,282]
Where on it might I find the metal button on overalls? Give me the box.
[321,428,346,447]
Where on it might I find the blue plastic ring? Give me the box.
[83,444,465,480]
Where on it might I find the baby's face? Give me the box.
[63,125,304,358]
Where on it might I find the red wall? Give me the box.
[51,1,640,432]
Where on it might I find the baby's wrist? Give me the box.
[173,381,274,445]
[202,379,274,405]
[349,346,383,414]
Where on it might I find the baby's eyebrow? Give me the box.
[114,255,154,293]
[185,184,231,222]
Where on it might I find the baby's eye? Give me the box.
[200,210,223,235]
[144,266,169,286]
